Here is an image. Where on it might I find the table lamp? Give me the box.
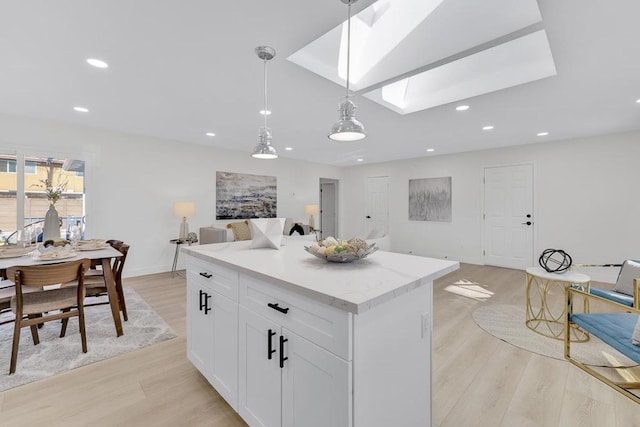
[304,204,319,230]
[173,202,196,240]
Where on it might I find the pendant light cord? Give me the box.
[346,1,351,97]
[263,58,268,129]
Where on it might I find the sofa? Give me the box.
[200,219,315,245]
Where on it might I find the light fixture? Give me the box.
[304,204,319,229]
[86,58,109,69]
[356,158,364,162]
[426,148,435,152]
[455,105,470,111]
[482,125,494,131]
[328,0,366,142]
[73,106,89,113]
[636,98,640,104]
[285,147,293,151]
[252,46,278,159]
[205,132,216,137]
[260,110,272,115]
[537,131,549,136]
[173,202,196,240]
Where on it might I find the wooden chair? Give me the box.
[6,258,91,374]
[84,242,130,321]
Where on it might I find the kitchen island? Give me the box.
[182,240,458,427]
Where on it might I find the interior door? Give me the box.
[365,176,389,237]
[483,164,534,269]
[320,182,336,239]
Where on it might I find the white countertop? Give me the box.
[182,240,459,314]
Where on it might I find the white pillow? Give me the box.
[613,260,640,296]
[250,218,285,250]
[633,316,640,346]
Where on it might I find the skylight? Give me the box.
[288,0,553,114]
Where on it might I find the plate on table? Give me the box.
[0,247,33,259]
[34,252,78,262]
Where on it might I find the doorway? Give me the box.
[364,176,389,238]
[483,164,534,269]
[319,178,339,239]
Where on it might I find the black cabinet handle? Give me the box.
[366,215,371,219]
[279,335,288,368]
[199,289,205,312]
[204,293,212,314]
[267,329,276,360]
[199,272,212,279]
[267,303,289,314]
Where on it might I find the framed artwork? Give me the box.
[408,177,452,222]
[216,171,277,219]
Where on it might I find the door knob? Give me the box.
[521,221,532,226]
[366,215,371,219]
[526,214,532,218]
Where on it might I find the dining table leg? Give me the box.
[101,258,124,337]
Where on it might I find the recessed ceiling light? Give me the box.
[482,125,494,131]
[260,110,272,115]
[537,132,549,136]
[455,105,470,111]
[73,106,89,113]
[356,158,364,162]
[285,147,293,151]
[636,98,640,104]
[205,132,216,137]
[426,148,435,152]
[86,58,108,69]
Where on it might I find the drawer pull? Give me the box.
[267,329,276,360]
[199,272,213,279]
[267,302,289,314]
[279,335,288,368]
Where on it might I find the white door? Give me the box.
[320,182,337,239]
[238,306,281,427]
[210,292,239,411]
[281,329,351,427]
[483,164,534,269]
[365,176,389,238]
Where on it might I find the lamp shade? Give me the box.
[304,204,319,215]
[173,202,195,218]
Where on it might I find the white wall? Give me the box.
[342,131,640,266]
[0,113,343,276]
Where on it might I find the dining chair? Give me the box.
[84,242,130,321]
[6,258,91,374]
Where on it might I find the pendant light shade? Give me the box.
[328,0,366,141]
[252,46,278,159]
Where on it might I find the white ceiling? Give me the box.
[0,0,639,166]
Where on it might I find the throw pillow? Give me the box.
[613,260,640,296]
[633,316,640,346]
[227,220,251,241]
[250,218,285,249]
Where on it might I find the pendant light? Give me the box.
[328,0,366,141]
[252,46,278,159]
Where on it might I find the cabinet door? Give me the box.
[282,330,352,427]
[239,306,282,427]
[210,292,239,411]
[186,281,214,380]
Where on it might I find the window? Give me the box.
[0,159,17,173]
[25,161,37,174]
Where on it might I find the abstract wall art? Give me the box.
[408,176,452,222]
[216,171,277,219]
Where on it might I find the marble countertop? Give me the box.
[182,240,459,314]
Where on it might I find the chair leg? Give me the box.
[27,314,40,345]
[60,308,70,338]
[10,315,21,374]
[117,283,128,321]
[78,309,87,353]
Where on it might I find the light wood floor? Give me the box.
[0,264,638,426]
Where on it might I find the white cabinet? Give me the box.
[238,305,351,427]
[186,257,239,410]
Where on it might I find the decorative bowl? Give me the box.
[304,243,378,263]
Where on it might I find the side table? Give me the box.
[525,266,590,342]
[170,238,189,277]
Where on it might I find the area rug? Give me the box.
[0,288,177,392]
[472,304,637,368]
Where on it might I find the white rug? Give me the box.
[472,304,638,368]
[0,288,177,392]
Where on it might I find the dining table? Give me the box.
[0,245,125,337]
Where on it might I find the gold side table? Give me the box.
[525,267,590,342]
